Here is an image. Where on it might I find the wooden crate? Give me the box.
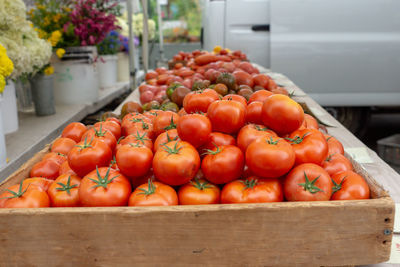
[0,70,396,266]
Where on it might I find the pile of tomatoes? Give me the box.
[0,84,370,208]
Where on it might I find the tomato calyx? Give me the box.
[203,144,221,156]
[109,156,117,166]
[133,131,150,145]
[56,176,78,195]
[163,117,177,131]
[190,178,213,190]
[286,133,310,145]
[89,166,119,189]
[2,181,28,199]
[128,142,143,148]
[162,141,183,155]
[326,136,332,142]
[148,111,158,117]
[254,125,270,132]
[288,91,295,98]
[265,137,279,145]
[138,179,156,196]
[325,153,337,162]
[240,178,258,190]
[298,172,324,194]
[94,124,107,137]
[141,121,149,130]
[130,117,143,123]
[76,137,93,152]
[331,176,347,194]
[117,136,125,144]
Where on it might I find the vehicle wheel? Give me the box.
[324,107,370,137]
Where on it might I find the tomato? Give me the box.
[116,143,153,179]
[153,129,180,152]
[129,180,178,206]
[246,136,295,178]
[105,117,121,126]
[153,141,200,186]
[125,121,155,141]
[81,126,117,152]
[284,163,332,201]
[202,145,244,184]
[248,90,273,104]
[221,177,283,204]
[94,121,121,140]
[232,70,254,88]
[178,179,220,205]
[331,170,370,200]
[288,129,329,165]
[68,138,112,177]
[252,74,270,89]
[271,87,289,96]
[145,71,158,80]
[178,108,187,117]
[30,159,60,180]
[79,167,132,207]
[183,89,219,114]
[47,174,81,207]
[207,100,246,134]
[194,54,219,66]
[22,177,54,191]
[143,110,163,123]
[42,152,67,166]
[261,94,304,135]
[201,132,236,152]
[177,114,211,148]
[213,83,228,96]
[267,79,278,90]
[237,124,277,152]
[59,160,77,176]
[325,134,345,155]
[153,111,179,137]
[61,122,87,143]
[118,131,153,150]
[322,153,353,176]
[302,114,319,130]
[222,94,247,108]
[0,182,50,208]
[50,137,76,155]
[245,101,263,124]
[155,67,168,75]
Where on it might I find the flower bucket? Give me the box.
[31,74,56,116]
[0,96,7,169]
[53,46,99,105]
[98,55,118,88]
[117,50,139,82]
[0,81,19,134]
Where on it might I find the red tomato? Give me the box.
[68,138,112,177]
[61,122,87,143]
[331,170,370,200]
[153,129,180,152]
[233,70,254,88]
[94,121,121,140]
[202,145,244,184]
[42,152,67,166]
[201,132,236,152]
[221,177,283,203]
[153,141,200,186]
[47,174,81,207]
[245,101,263,124]
[252,74,270,89]
[0,182,50,208]
[183,89,219,114]
[322,153,353,176]
[143,110,164,123]
[194,54,219,66]
[79,167,132,206]
[325,134,345,155]
[301,114,319,130]
[30,159,60,180]
[51,137,76,155]
[81,126,117,152]
[145,71,158,80]
[246,136,295,178]
[267,79,278,90]
[237,124,277,152]
[59,161,77,176]
[248,90,273,104]
[178,179,220,205]
[261,94,304,135]
[129,180,178,206]
[177,114,212,148]
[105,117,121,126]
[288,128,329,165]
[22,177,54,192]
[153,111,179,137]
[207,100,246,134]
[118,131,153,150]
[116,144,153,179]
[222,94,247,108]
[284,163,333,201]
[238,62,257,74]
[155,67,168,75]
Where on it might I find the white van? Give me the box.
[201,0,400,134]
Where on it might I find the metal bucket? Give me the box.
[30,74,56,116]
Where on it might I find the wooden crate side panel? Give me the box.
[0,198,394,266]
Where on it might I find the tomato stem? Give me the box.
[130,117,143,123]
[190,178,213,190]
[163,116,177,131]
[286,133,309,145]
[133,131,151,145]
[89,166,119,189]
[94,124,107,137]
[162,141,183,155]
[56,176,78,195]
[2,181,28,199]
[254,125,270,132]
[76,136,93,152]
[240,178,258,190]
[331,176,347,194]
[138,179,156,195]
[202,144,221,156]
[265,136,279,145]
[325,153,336,162]
[298,172,324,194]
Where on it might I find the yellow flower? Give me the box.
[0,44,14,77]
[44,66,54,76]
[213,45,222,53]
[56,48,65,58]
[35,28,47,39]
[43,17,50,27]
[64,7,72,12]
[53,14,62,23]
[48,30,62,47]
[0,76,5,94]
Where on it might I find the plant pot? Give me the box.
[15,78,34,113]
[0,96,7,169]
[53,46,99,105]
[98,55,118,88]
[0,81,19,134]
[30,74,56,116]
[117,50,140,82]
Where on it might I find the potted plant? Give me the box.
[96,31,121,88]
